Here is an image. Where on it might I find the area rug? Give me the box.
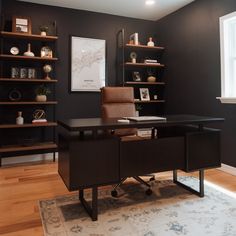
[39,177,236,236]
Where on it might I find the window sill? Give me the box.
[216,97,236,104]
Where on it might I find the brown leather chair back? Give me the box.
[101,87,137,136]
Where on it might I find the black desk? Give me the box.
[58,115,224,221]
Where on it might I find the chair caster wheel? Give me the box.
[111,190,118,198]
[146,189,152,196]
[149,177,155,181]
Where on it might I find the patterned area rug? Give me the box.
[39,177,236,236]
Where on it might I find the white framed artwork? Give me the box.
[70,36,106,92]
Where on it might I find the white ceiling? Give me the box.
[18,0,194,21]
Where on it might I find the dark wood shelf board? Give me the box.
[0,54,58,61]
[134,100,165,104]
[0,122,57,129]
[0,31,58,41]
[124,62,165,68]
[0,101,58,105]
[0,142,57,153]
[0,78,58,83]
[125,81,165,85]
[125,44,164,50]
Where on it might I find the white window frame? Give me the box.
[217,11,236,104]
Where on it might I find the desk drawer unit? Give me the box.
[58,134,119,191]
[185,128,221,171]
[120,137,185,178]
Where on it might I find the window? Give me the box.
[218,12,236,103]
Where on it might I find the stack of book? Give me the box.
[144,59,160,65]
[137,128,152,137]
[32,119,47,124]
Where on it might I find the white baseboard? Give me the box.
[218,164,236,176]
[1,153,58,166]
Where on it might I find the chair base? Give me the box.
[111,175,155,197]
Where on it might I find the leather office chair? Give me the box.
[101,86,154,197]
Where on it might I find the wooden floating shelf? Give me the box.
[0,54,58,61]
[0,142,57,153]
[125,81,165,85]
[125,44,164,50]
[124,62,165,68]
[0,122,57,129]
[0,31,58,41]
[0,101,58,105]
[134,100,165,104]
[0,78,58,83]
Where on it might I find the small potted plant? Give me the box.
[35,85,51,102]
[135,104,142,116]
[39,25,49,36]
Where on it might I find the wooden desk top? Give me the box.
[58,115,224,132]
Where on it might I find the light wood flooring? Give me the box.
[0,161,236,236]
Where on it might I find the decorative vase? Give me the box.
[41,31,47,36]
[147,37,155,47]
[147,76,156,82]
[16,111,24,125]
[23,43,35,57]
[36,95,47,102]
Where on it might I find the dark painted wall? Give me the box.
[156,0,236,167]
[2,0,155,119]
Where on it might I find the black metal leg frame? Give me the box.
[79,187,98,221]
[173,169,204,197]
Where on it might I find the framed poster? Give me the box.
[70,36,106,92]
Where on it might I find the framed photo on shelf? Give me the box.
[70,36,106,92]
[132,71,141,82]
[140,88,150,101]
[12,16,32,34]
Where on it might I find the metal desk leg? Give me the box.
[173,169,204,197]
[79,187,98,221]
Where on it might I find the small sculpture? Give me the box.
[43,64,52,80]
[130,52,137,63]
[147,37,155,47]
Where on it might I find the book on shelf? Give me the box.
[32,119,47,123]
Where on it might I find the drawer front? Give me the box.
[120,137,185,178]
[186,129,221,171]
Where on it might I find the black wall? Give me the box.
[2,0,155,119]
[156,0,236,167]
[2,0,236,167]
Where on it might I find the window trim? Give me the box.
[218,11,236,104]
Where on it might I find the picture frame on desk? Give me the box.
[140,88,150,101]
[70,36,106,92]
[12,16,32,34]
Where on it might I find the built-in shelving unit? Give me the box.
[117,29,166,115]
[0,22,58,166]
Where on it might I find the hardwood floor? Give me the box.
[0,161,235,236]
